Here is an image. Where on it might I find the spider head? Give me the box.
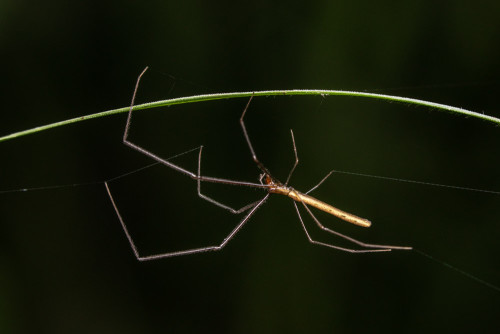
[261,173,282,189]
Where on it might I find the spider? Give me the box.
[104,67,411,261]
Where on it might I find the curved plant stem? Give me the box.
[1,89,499,143]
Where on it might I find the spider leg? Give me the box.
[105,181,270,261]
[122,68,267,190]
[284,130,299,186]
[293,202,389,253]
[293,201,412,253]
[305,170,335,195]
[240,95,273,177]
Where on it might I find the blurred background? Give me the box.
[1,1,500,333]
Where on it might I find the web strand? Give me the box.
[414,249,500,292]
[3,165,499,196]
[332,170,500,195]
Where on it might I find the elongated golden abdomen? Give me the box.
[270,187,371,227]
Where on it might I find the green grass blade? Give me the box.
[1,89,499,143]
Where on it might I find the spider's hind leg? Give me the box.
[293,201,412,253]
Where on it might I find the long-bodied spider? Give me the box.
[104,67,411,261]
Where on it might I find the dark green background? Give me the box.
[1,1,499,333]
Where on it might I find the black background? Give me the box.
[1,1,500,333]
